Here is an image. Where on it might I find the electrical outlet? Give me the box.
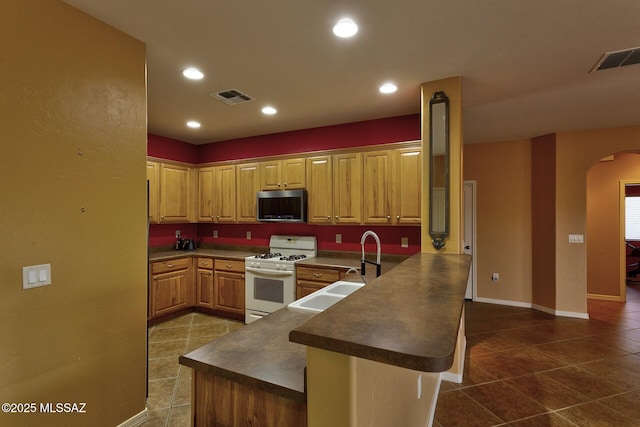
[175,230,181,239]
[568,234,584,243]
[246,231,251,240]
[492,273,499,282]
[336,234,342,244]
[401,237,409,248]
[213,230,218,238]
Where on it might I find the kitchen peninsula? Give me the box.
[179,252,471,427]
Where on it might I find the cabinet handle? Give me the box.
[313,273,323,278]
[167,264,175,268]
[202,261,209,266]
[226,264,233,269]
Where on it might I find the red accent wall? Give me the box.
[198,115,420,163]
[147,115,422,255]
[147,133,199,163]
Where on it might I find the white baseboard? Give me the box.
[117,408,148,427]
[474,297,532,308]
[474,297,589,319]
[442,336,466,384]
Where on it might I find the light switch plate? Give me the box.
[22,264,51,289]
[568,234,584,243]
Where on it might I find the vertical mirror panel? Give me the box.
[429,91,449,249]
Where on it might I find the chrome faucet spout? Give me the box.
[360,230,382,277]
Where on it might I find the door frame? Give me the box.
[464,180,477,300]
[619,180,640,302]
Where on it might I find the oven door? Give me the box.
[245,267,295,323]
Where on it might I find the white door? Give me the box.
[463,181,476,299]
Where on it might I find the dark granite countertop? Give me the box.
[148,248,258,262]
[289,253,471,372]
[179,308,314,403]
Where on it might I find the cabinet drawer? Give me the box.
[197,257,214,269]
[296,266,341,283]
[151,257,191,274]
[214,259,245,273]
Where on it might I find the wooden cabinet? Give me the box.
[333,153,362,224]
[296,265,346,299]
[149,258,193,318]
[260,158,305,190]
[214,259,245,318]
[393,147,422,225]
[363,150,393,224]
[306,156,333,224]
[196,258,214,308]
[307,153,363,225]
[198,165,236,223]
[236,162,260,223]
[147,161,160,223]
[159,163,195,223]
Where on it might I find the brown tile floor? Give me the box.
[141,286,640,427]
[141,312,243,427]
[435,284,640,427]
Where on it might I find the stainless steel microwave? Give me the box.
[256,189,307,223]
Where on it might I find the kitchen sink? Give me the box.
[288,280,364,313]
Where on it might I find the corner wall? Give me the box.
[0,1,148,425]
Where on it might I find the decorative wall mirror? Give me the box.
[429,91,449,250]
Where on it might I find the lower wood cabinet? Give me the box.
[296,265,347,299]
[213,259,245,318]
[149,257,193,318]
[196,258,214,308]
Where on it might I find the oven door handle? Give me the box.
[245,267,295,276]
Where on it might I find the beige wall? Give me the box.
[0,1,148,426]
[587,152,640,298]
[464,140,533,304]
[464,127,640,314]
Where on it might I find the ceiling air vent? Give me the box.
[209,89,253,105]
[591,47,640,72]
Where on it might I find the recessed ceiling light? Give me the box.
[262,106,277,115]
[333,18,358,38]
[182,68,204,80]
[186,120,201,128]
[379,82,398,94]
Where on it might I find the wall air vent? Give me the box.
[591,47,640,72]
[209,89,253,105]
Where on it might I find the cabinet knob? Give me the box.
[283,182,287,187]
[153,276,157,280]
[335,216,339,219]
[386,216,391,219]
[327,216,331,219]
[161,215,164,219]
[208,272,212,276]
[397,215,400,219]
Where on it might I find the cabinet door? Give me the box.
[147,161,159,224]
[213,165,236,222]
[160,163,193,223]
[214,270,245,315]
[196,268,214,308]
[363,150,392,224]
[151,269,190,317]
[260,160,282,190]
[394,147,422,224]
[306,156,333,224]
[197,167,215,222]
[333,153,362,224]
[282,158,305,189]
[236,163,260,223]
[296,280,327,299]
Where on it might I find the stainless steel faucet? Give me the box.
[360,230,382,277]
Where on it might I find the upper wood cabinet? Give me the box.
[333,153,362,224]
[259,158,305,190]
[147,161,160,223]
[159,163,195,223]
[198,165,236,223]
[363,150,393,224]
[306,156,333,224]
[236,162,260,223]
[393,147,422,225]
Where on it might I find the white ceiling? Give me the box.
[63,0,640,145]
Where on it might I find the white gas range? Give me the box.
[244,235,317,324]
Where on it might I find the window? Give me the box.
[625,196,640,240]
